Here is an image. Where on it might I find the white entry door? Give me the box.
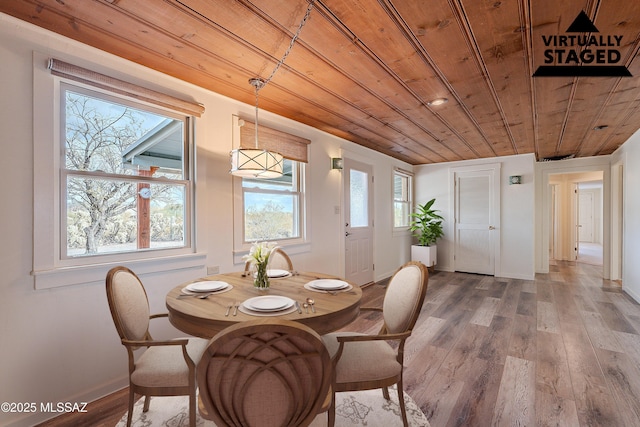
[453,165,500,275]
[344,158,374,285]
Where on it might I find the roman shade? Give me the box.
[239,119,310,163]
[48,58,205,117]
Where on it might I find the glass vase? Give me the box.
[253,262,270,291]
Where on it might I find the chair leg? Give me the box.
[382,386,390,400]
[126,389,135,427]
[189,389,196,427]
[328,391,336,427]
[143,395,151,412]
[397,380,409,427]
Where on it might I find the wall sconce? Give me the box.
[331,158,343,170]
[509,175,522,185]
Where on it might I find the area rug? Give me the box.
[116,386,430,426]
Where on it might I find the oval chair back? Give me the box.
[197,319,331,427]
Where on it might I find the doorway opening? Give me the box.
[548,171,603,268]
[577,181,603,266]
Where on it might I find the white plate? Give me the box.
[252,269,291,278]
[307,279,349,290]
[244,296,295,312]
[185,281,228,292]
[267,269,290,278]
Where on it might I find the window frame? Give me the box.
[393,168,414,231]
[60,83,193,259]
[241,160,302,241]
[33,53,204,289]
[232,160,310,263]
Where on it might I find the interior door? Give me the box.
[343,158,374,286]
[453,167,499,275]
[578,192,594,242]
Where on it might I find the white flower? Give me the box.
[242,241,279,265]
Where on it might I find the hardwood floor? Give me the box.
[38,261,640,426]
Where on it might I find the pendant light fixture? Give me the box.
[230,1,315,179]
[230,78,284,178]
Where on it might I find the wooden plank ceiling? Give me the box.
[3,0,640,165]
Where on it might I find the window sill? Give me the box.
[32,252,207,290]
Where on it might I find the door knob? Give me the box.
[345,232,352,236]
[489,226,495,230]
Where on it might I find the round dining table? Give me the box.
[166,271,362,338]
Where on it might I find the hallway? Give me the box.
[577,242,603,266]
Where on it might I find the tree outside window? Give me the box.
[242,160,302,242]
[63,85,191,257]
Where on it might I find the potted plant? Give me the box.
[409,198,444,268]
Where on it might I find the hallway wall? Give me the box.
[612,128,640,303]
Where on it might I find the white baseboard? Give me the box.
[624,286,640,304]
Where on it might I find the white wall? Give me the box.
[612,129,640,303]
[0,14,412,426]
[414,154,536,280]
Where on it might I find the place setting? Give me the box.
[237,295,299,316]
[242,268,292,279]
[177,280,233,298]
[264,269,292,279]
[166,269,362,336]
[304,278,352,294]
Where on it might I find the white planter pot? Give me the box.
[411,245,437,267]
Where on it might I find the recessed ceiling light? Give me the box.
[428,97,448,106]
[593,125,609,130]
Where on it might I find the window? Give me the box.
[241,159,304,242]
[33,56,205,289]
[350,169,370,227]
[62,84,191,257]
[393,169,413,228]
[231,116,310,261]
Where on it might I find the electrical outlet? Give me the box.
[207,266,220,275]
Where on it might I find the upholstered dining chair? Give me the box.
[105,266,207,427]
[322,261,429,427]
[244,247,294,272]
[197,318,332,427]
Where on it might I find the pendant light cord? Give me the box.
[250,0,315,149]
[260,0,315,89]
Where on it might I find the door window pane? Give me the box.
[350,169,369,227]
